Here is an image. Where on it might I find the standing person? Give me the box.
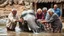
[53,4,62,18]
[42,8,62,33]
[6,9,19,31]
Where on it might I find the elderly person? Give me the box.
[6,9,19,31]
[42,8,62,33]
[42,7,47,19]
[46,4,62,20]
[53,4,62,18]
[36,8,44,21]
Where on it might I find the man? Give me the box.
[42,7,47,19]
[45,9,50,20]
[6,8,19,31]
[42,8,62,33]
[53,4,62,18]
[42,7,51,31]
[45,4,62,20]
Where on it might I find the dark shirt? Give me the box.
[47,13,62,28]
[36,13,44,20]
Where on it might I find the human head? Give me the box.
[54,4,58,10]
[37,8,42,14]
[47,8,54,16]
[12,8,17,16]
[42,7,47,13]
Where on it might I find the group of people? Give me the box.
[6,4,62,33]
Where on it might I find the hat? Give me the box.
[12,8,17,12]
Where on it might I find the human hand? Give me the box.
[37,19,42,22]
[40,20,47,24]
[19,18,24,22]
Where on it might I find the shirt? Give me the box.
[45,12,51,20]
[47,13,62,27]
[53,8,62,17]
[6,13,19,29]
[36,13,45,20]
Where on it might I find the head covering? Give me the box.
[42,7,47,11]
[12,8,17,12]
[47,8,54,13]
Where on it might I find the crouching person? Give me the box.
[41,8,62,33]
[19,18,30,32]
[6,9,19,31]
[47,8,62,33]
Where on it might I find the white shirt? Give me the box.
[6,13,19,29]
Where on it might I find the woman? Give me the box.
[36,8,44,21]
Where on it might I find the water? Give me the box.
[0,19,64,36]
[0,18,7,24]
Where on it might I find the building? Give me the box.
[24,0,64,17]
[0,0,64,17]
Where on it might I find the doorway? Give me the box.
[37,3,51,9]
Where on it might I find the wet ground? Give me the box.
[0,19,64,36]
[0,26,64,36]
[0,24,64,36]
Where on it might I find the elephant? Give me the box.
[20,10,44,33]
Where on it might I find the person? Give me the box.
[42,7,51,31]
[46,4,62,20]
[19,18,30,32]
[42,7,47,19]
[36,8,44,21]
[42,8,62,33]
[53,4,62,18]
[6,8,19,31]
[45,10,51,20]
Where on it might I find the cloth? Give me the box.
[36,12,45,20]
[53,8,62,17]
